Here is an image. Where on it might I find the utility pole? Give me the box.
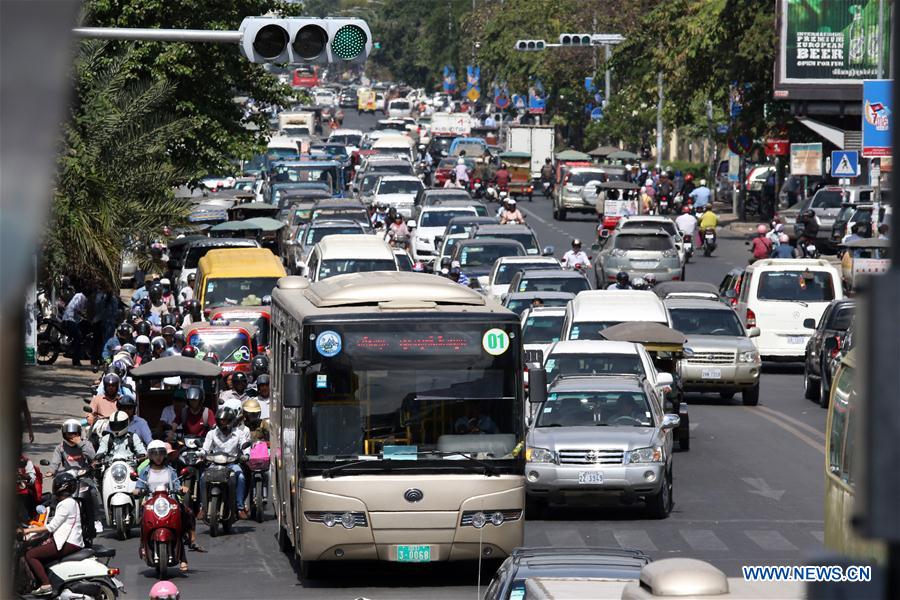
[655,72,663,170]
[604,44,612,108]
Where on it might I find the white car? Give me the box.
[388,98,413,119]
[562,290,670,340]
[615,215,687,266]
[327,128,364,155]
[736,258,843,360]
[542,339,674,394]
[371,175,425,219]
[521,306,567,365]
[483,256,562,300]
[313,88,337,107]
[412,206,478,264]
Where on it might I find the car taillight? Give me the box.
[746,308,756,328]
[830,336,842,358]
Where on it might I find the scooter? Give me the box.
[247,442,270,524]
[177,437,204,513]
[99,457,139,540]
[471,178,484,199]
[38,461,98,548]
[682,234,694,264]
[484,183,499,203]
[541,179,553,198]
[702,228,717,257]
[139,486,184,580]
[657,194,671,215]
[203,453,240,537]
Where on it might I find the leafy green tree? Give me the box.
[46,42,192,291]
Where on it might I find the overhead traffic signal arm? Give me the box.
[515,39,547,51]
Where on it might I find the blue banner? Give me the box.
[862,79,892,157]
[528,78,546,114]
[493,82,510,109]
[465,65,481,102]
[442,66,457,95]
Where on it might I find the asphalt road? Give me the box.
[21,110,828,600]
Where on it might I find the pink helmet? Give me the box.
[756,224,768,235]
[150,581,180,600]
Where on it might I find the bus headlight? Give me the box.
[460,510,521,527]
[340,512,356,529]
[323,513,337,528]
[471,512,487,529]
[490,511,505,526]
[305,511,368,528]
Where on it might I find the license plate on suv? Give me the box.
[701,368,722,379]
[578,471,603,484]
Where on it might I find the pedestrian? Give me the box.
[61,286,88,367]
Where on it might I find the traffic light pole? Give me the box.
[73,27,241,43]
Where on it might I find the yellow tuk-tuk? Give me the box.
[839,237,890,293]
[357,88,377,114]
[499,151,533,201]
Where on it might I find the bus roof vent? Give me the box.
[634,558,728,597]
[277,276,310,290]
[306,272,486,308]
[378,300,437,310]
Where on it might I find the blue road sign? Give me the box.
[590,107,603,121]
[831,150,859,178]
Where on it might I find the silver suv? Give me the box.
[525,375,679,519]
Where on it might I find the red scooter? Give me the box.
[139,487,184,579]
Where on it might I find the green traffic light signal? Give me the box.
[331,24,368,60]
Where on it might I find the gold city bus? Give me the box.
[268,272,526,577]
[824,349,884,562]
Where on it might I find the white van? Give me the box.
[562,290,669,341]
[735,258,843,360]
[301,234,399,282]
[388,98,413,119]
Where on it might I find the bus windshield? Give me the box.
[203,277,277,308]
[302,322,522,464]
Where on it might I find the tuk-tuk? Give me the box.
[209,306,271,354]
[130,355,222,432]
[185,323,257,375]
[593,180,642,230]
[242,217,285,256]
[599,321,690,451]
[839,237,891,293]
[357,88,377,114]
[499,151,533,201]
[227,202,280,222]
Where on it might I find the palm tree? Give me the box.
[47,41,195,291]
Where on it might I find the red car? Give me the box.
[185,323,257,375]
[434,157,474,187]
[209,306,271,355]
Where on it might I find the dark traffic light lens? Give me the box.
[331,24,368,60]
[253,24,289,59]
[536,41,545,49]
[581,35,591,45]
[292,24,328,60]
[527,41,536,49]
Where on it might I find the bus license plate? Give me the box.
[578,471,603,484]
[701,369,722,379]
[397,545,432,562]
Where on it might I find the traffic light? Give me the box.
[238,17,372,64]
[559,33,592,46]
[515,39,546,52]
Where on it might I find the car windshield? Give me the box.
[452,142,485,157]
[312,208,368,223]
[517,276,590,295]
[757,271,836,302]
[203,277,276,308]
[378,179,422,195]
[304,225,362,245]
[545,353,644,380]
[522,314,565,345]
[427,192,471,206]
[812,190,844,209]
[189,331,253,365]
[390,101,410,109]
[494,262,558,285]
[568,171,607,186]
[569,322,632,340]
[318,259,397,279]
[668,309,744,336]
[506,297,571,315]
[421,210,475,228]
[458,244,523,267]
[537,392,653,427]
[477,232,538,253]
[613,235,673,251]
[282,127,310,137]
[622,221,677,236]
[329,134,361,146]
[440,237,464,258]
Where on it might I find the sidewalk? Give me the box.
[22,364,96,465]
[711,201,761,235]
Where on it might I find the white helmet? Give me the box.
[147,439,167,454]
[135,335,151,345]
[406,219,416,229]
[699,179,707,186]
[109,411,130,437]
[508,198,517,205]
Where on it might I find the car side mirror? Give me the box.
[661,414,680,430]
[434,236,444,247]
[599,229,610,239]
[803,318,816,329]
[823,337,838,352]
[528,366,547,403]
[40,459,50,467]
[282,373,303,409]
[656,372,674,388]
[747,327,761,338]
[542,245,555,256]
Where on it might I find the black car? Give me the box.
[483,547,650,600]
[803,298,855,408]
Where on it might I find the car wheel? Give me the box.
[742,383,760,406]
[803,363,819,401]
[552,202,559,220]
[647,468,672,519]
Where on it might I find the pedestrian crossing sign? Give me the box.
[831,151,859,178]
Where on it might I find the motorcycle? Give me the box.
[657,194,671,215]
[471,178,484,199]
[702,228,717,257]
[177,437,204,513]
[203,452,241,537]
[36,318,96,366]
[247,441,270,523]
[682,234,694,264]
[99,457,139,540]
[38,461,98,548]
[541,179,553,198]
[139,486,184,580]
[484,183,499,203]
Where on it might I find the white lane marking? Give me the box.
[811,531,825,544]
[742,477,786,501]
[745,530,798,551]
[679,529,728,551]
[614,530,658,552]
[744,406,825,455]
[756,405,825,441]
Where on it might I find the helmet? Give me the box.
[231,371,248,390]
[645,178,653,187]
[256,374,270,387]
[161,314,176,328]
[109,411,130,437]
[62,419,81,438]
[121,343,137,358]
[251,355,269,378]
[572,238,582,247]
[616,271,630,285]
[181,345,198,358]
[682,206,691,214]
[147,439,167,458]
[187,272,196,283]
[149,285,163,303]
[643,273,657,285]
[116,322,133,342]
[545,158,551,164]
[135,335,151,346]
[699,179,707,186]
[242,398,262,421]
[151,336,166,351]
[130,304,144,319]
[116,395,136,410]
[508,198,517,205]
[160,278,171,293]
[137,321,152,338]
[185,386,204,404]
[215,407,236,432]
[632,277,648,290]
[685,173,694,182]
[406,219,416,229]
[184,300,201,321]
[102,373,121,390]
[52,472,77,498]
[774,223,784,233]
[757,224,769,235]
[149,580,180,600]
[779,233,790,243]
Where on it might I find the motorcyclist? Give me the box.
[88,373,123,426]
[134,334,152,365]
[688,178,712,211]
[133,440,194,572]
[150,336,167,361]
[773,233,794,258]
[388,214,409,240]
[115,395,152,446]
[561,239,590,271]
[17,454,40,520]
[46,420,102,535]
[797,208,819,239]
[148,285,169,320]
[698,204,719,232]
[607,271,632,290]
[406,219,417,238]
[254,374,271,419]
[793,235,819,259]
[131,274,156,306]
[443,171,462,189]
[241,399,269,444]
[539,158,554,190]
[250,355,269,384]
[675,206,698,241]
[750,224,774,262]
[159,278,176,310]
[453,156,470,187]
[631,277,649,290]
[95,410,146,463]
[640,180,656,214]
[179,386,216,438]
[447,263,471,287]
[500,198,525,224]
[102,322,133,362]
[219,372,249,405]
[178,273,196,303]
[371,202,389,226]
[682,173,696,198]
[493,163,511,188]
[181,300,201,327]
[200,407,250,520]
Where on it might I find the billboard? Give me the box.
[790,142,824,175]
[775,0,892,101]
[862,79,892,156]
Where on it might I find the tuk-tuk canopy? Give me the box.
[242,216,286,232]
[607,150,640,161]
[131,355,222,379]
[588,145,620,157]
[227,202,280,220]
[210,220,261,233]
[555,149,591,162]
[499,151,531,159]
[599,322,687,347]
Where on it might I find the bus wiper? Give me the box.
[321,457,384,479]
[414,396,516,401]
[415,450,499,477]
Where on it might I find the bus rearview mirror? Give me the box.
[283,373,303,409]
